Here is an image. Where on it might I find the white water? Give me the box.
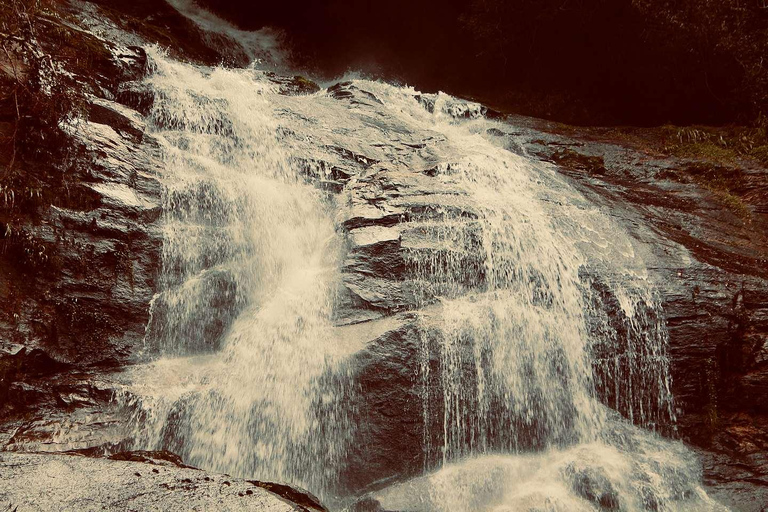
[373,420,726,512]
[122,50,351,494]
[164,0,288,67]
[114,42,723,510]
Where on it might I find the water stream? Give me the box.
[116,46,726,511]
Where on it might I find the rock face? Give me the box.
[492,118,768,506]
[0,28,166,462]
[0,37,161,449]
[0,451,327,511]
[492,119,768,494]
[0,0,275,452]
[296,85,768,502]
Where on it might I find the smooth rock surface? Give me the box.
[0,451,326,511]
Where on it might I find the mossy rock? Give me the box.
[551,148,607,175]
[265,72,321,96]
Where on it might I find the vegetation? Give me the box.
[661,125,768,167]
[0,0,94,274]
[460,0,768,126]
[0,0,86,173]
[632,0,768,126]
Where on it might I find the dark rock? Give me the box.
[550,148,607,175]
[0,7,164,443]
[88,97,147,142]
[116,81,154,116]
[108,450,189,467]
[113,45,149,82]
[340,317,427,493]
[247,481,328,512]
[414,93,500,120]
[565,461,621,510]
[328,82,384,106]
[350,497,387,512]
[325,145,379,167]
[265,73,321,96]
[83,0,250,67]
[414,94,435,113]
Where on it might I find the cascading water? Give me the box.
[120,50,351,495]
[395,95,677,464]
[114,43,726,511]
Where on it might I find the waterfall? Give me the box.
[392,92,676,464]
[121,50,351,494]
[115,48,724,511]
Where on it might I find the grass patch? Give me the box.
[749,144,768,166]
[665,162,753,221]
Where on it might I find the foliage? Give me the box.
[460,0,768,125]
[661,124,768,167]
[0,0,86,175]
[632,0,768,125]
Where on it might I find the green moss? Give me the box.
[702,184,752,221]
[659,161,752,220]
[670,141,739,164]
[295,76,314,86]
[658,125,768,168]
[749,145,768,166]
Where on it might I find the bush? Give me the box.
[632,0,768,125]
[0,0,85,173]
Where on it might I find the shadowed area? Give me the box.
[195,0,768,127]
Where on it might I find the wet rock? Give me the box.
[349,497,387,512]
[265,73,321,96]
[340,317,427,493]
[81,0,250,67]
[564,460,621,510]
[247,481,327,512]
[491,115,768,505]
[342,274,413,313]
[699,446,768,512]
[88,97,147,143]
[415,94,435,113]
[328,82,384,106]
[112,45,149,83]
[0,451,326,511]
[414,92,502,120]
[341,203,406,230]
[346,226,403,274]
[115,81,154,116]
[550,148,607,175]
[0,8,164,443]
